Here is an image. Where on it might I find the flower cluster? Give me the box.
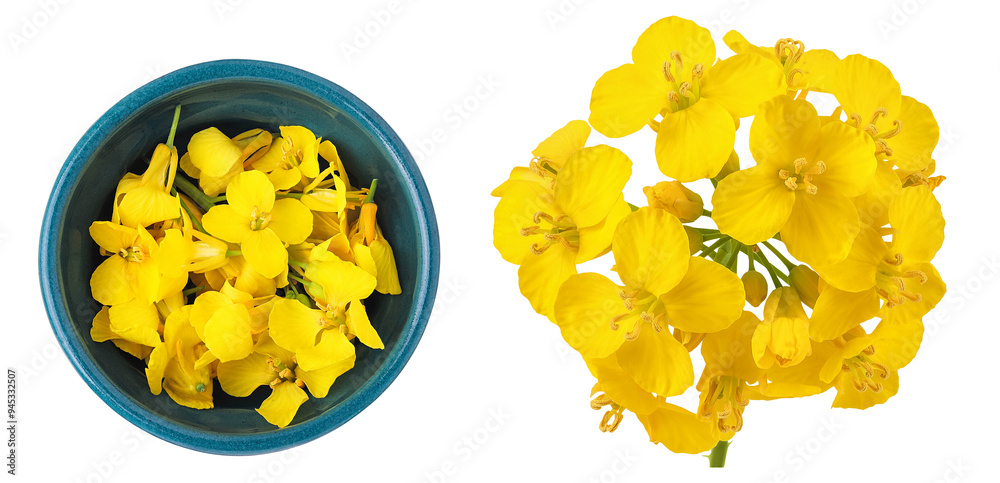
[89,107,401,427]
[493,16,945,463]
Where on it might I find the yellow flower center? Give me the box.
[249,205,272,231]
[847,107,903,156]
[266,356,306,389]
[661,51,704,112]
[774,38,806,87]
[697,375,749,435]
[318,304,348,332]
[841,345,889,393]
[590,391,624,433]
[521,208,580,255]
[777,157,826,194]
[874,253,928,307]
[117,246,146,262]
[609,289,664,341]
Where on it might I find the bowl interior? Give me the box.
[52,76,427,441]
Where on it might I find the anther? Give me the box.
[778,169,791,179]
[784,177,799,191]
[662,61,674,82]
[905,270,928,284]
[875,139,894,156]
[691,63,704,79]
[868,107,888,126]
[848,112,863,127]
[520,226,540,236]
[877,119,903,139]
[678,82,693,98]
[670,50,683,69]
[624,322,642,341]
[609,313,630,330]
[529,242,551,255]
[793,157,808,174]
[885,253,904,266]
[618,289,638,300]
[591,393,613,410]
[667,91,681,104]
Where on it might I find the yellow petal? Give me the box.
[518,244,577,320]
[491,166,550,197]
[554,145,632,228]
[369,233,402,295]
[90,306,116,343]
[268,298,322,353]
[612,207,689,296]
[242,228,287,279]
[353,242,378,279]
[553,273,628,358]
[90,221,136,252]
[108,299,162,347]
[632,16,715,71]
[855,159,901,228]
[588,63,668,138]
[268,198,313,244]
[886,96,938,171]
[91,256,133,306]
[296,329,356,372]
[659,257,744,333]
[637,403,719,454]
[217,352,276,397]
[251,136,285,172]
[780,190,859,266]
[832,370,898,409]
[268,166,302,191]
[304,258,377,307]
[257,381,308,428]
[188,127,243,179]
[881,261,945,323]
[280,126,320,178]
[814,121,877,197]
[202,303,253,362]
[748,96,820,169]
[179,152,201,179]
[118,187,180,229]
[700,53,785,118]
[226,170,275,216]
[752,316,811,369]
[888,185,944,263]
[190,291,231,340]
[701,311,764,382]
[813,226,886,292]
[295,353,356,398]
[832,54,901,121]
[301,189,347,213]
[576,196,629,263]
[809,287,879,341]
[722,30,775,59]
[145,344,168,395]
[616,328,694,397]
[796,49,840,92]
[202,205,252,244]
[532,120,591,168]
[346,300,383,350]
[655,98,735,182]
[871,316,924,370]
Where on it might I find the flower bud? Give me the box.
[643,181,703,223]
[741,270,768,307]
[713,150,741,182]
[683,226,703,255]
[789,265,821,309]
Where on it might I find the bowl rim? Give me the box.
[38,59,439,455]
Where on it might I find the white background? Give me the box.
[2,0,996,481]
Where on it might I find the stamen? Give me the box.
[784,177,799,191]
[624,322,642,341]
[662,61,674,82]
[848,112,863,127]
[619,289,639,300]
[691,63,704,79]
[678,82,693,98]
[884,253,904,266]
[609,313,630,330]
[863,124,879,137]
[905,270,928,284]
[520,226,540,236]
[801,177,819,195]
[599,408,624,433]
[868,107,888,126]
[533,211,553,224]
[792,157,808,174]
[875,139,894,156]
[591,393,613,410]
[670,50,683,69]
[651,314,664,332]
[667,91,681,105]
[529,241,551,255]
[778,169,791,179]
[877,120,903,139]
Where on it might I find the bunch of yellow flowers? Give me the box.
[89,106,401,427]
[493,16,945,466]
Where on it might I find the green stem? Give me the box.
[698,236,729,258]
[754,250,789,286]
[693,227,720,234]
[276,192,304,199]
[288,274,310,285]
[182,285,204,296]
[708,440,730,468]
[701,232,725,242]
[724,241,742,272]
[177,195,207,233]
[166,105,181,149]
[225,250,242,257]
[289,260,309,268]
[364,178,378,203]
[173,175,216,212]
[761,240,796,270]
[627,202,640,212]
[746,245,755,270]
[702,209,713,217]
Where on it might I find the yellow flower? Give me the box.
[112,143,181,228]
[90,306,153,360]
[188,283,268,363]
[89,222,161,305]
[217,331,354,427]
[184,128,273,196]
[698,312,764,440]
[832,54,939,172]
[588,16,785,181]
[494,144,632,319]
[202,170,313,278]
[642,180,703,222]
[251,126,321,190]
[723,31,840,93]
[145,305,214,409]
[554,208,744,396]
[751,288,812,369]
[268,258,379,370]
[712,96,876,265]
[811,186,946,339]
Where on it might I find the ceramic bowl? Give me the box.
[39,59,438,455]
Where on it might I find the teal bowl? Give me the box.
[39,60,439,455]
